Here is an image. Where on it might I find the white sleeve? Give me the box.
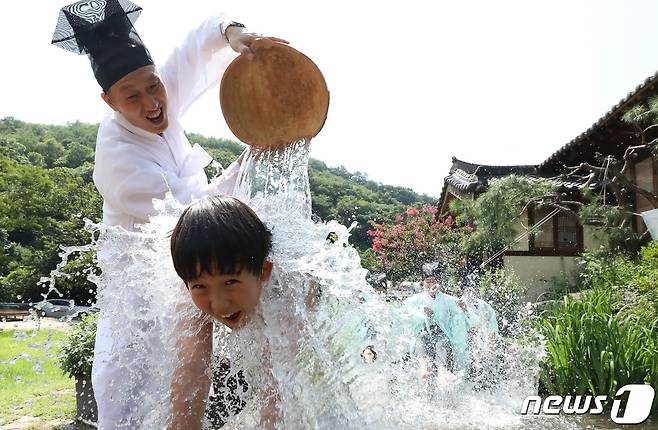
[159,15,240,119]
[104,157,207,222]
[97,145,243,221]
[204,160,241,196]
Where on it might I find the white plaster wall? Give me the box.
[509,211,530,251]
[503,255,580,302]
[635,157,656,233]
[583,225,604,251]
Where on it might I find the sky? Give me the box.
[2,1,658,197]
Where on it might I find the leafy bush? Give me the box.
[538,243,658,412]
[579,244,658,321]
[449,176,556,256]
[59,313,98,379]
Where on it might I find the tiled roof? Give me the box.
[540,71,658,168]
[490,174,589,190]
[438,72,658,209]
[445,169,480,192]
[438,157,590,212]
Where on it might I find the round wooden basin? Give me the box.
[220,40,329,149]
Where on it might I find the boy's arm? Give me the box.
[259,347,282,429]
[168,314,213,430]
[159,15,238,119]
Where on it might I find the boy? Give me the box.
[170,196,273,330]
[169,195,275,428]
[51,1,286,427]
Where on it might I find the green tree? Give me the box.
[450,175,556,256]
[0,155,101,302]
[55,141,95,168]
[35,137,65,167]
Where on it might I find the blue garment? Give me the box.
[400,292,471,371]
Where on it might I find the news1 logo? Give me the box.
[521,384,655,424]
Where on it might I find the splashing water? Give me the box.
[3,140,590,429]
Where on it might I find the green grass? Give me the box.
[0,329,75,426]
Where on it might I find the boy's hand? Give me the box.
[226,27,289,60]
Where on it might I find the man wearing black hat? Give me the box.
[52,1,286,427]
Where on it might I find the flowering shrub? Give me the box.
[367,205,455,283]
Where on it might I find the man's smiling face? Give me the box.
[101,65,169,134]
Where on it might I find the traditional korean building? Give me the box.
[438,72,658,300]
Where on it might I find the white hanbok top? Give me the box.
[91,16,245,429]
[92,16,241,231]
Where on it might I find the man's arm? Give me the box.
[95,148,209,223]
[159,15,236,119]
[159,16,288,119]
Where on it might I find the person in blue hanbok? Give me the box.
[458,283,503,390]
[400,263,470,375]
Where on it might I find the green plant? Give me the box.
[540,288,658,398]
[450,175,556,256]
[59,313,98,379]
[537,244,658,413]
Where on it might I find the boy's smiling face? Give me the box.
[186,261,273,330]
[101,65,169,134]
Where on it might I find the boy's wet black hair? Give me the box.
[170,196,272,282]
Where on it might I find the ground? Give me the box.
[0,318,90,430]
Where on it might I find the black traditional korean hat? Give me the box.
[52,0,154,92]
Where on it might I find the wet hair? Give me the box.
[170,196,272,282]
[361,345,377,362]
[422,261,445,281]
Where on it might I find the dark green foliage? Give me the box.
[538,243,658,412]
[450,175,556,256]
[623,95,658,149]
[0,117,435,303]
[0,155,102,304]
[308,159,436,250]
[59,313,99,379]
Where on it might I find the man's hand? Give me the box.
[226,27,289,60]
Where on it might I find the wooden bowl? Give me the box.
[220,40,329,149]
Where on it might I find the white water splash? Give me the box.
[3,140,584,430]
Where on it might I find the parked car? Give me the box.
[37,299,99,319]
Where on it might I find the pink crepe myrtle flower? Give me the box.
[406,207,420,217]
